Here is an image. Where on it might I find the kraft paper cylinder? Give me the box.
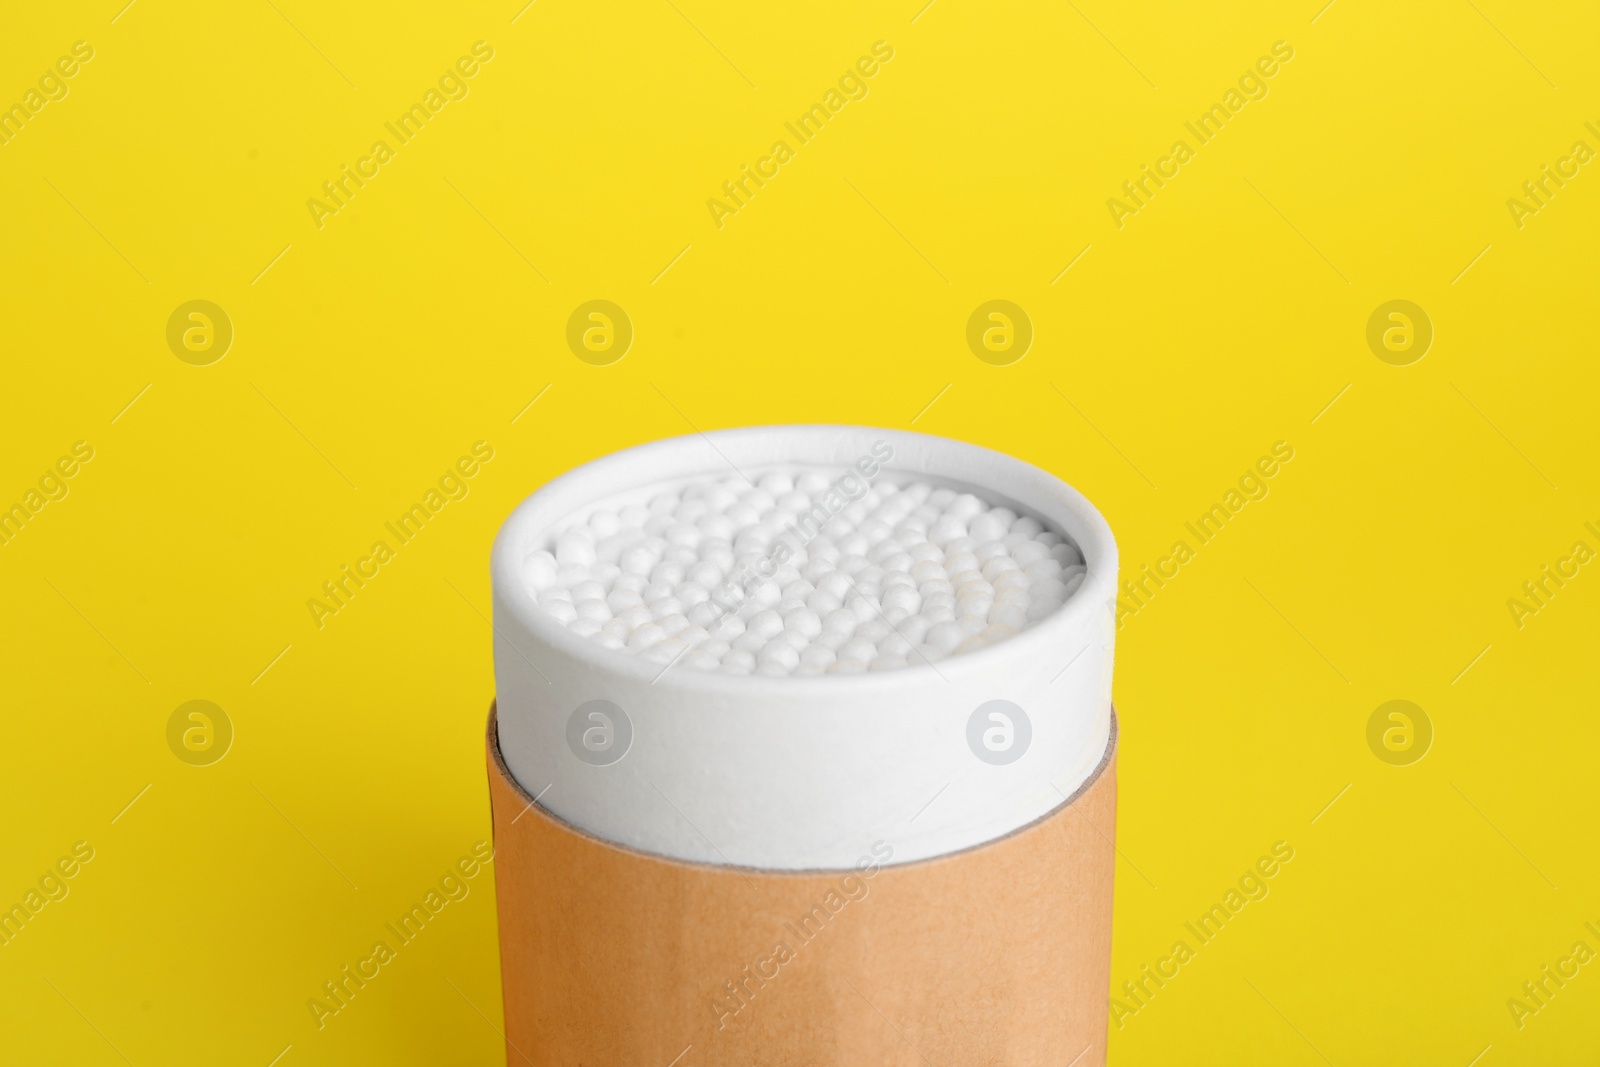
[485,703,1118,1067]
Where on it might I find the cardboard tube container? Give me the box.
[486,427,1120,1066]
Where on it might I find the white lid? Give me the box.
[491,426,1117,869]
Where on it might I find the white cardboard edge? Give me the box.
[490,425,1118,869]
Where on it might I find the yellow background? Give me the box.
[2,0,1597,1063]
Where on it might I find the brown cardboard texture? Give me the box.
[487,704,1118,1066]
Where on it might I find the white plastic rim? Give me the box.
[490,426,1117,870]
